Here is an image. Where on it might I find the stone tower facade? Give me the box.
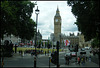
[54,7,61,42]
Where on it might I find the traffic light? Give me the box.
[51,51,57,65]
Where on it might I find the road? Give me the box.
[2,48,99,67]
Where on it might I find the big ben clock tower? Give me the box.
[54,7,61,42]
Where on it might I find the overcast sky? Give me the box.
[31,1,79,39]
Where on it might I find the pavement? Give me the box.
[12,51,65,58]
[60,61,99,67]
[3,49,99,67]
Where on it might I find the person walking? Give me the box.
[65,56,68,65]
[67,56,70,65]
[77,56,80,65]
[83,56,85,66]
[89,55,91,62]
[20,50,23,57]
[86,56,88,61]
[81,57,83,65]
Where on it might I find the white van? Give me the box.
[85,47,90,50]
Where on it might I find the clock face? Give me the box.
[55,19,58,22]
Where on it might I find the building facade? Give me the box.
[50,32,91,48]
[37,30,42,41]
[1,30,42,45]
[50,7,92,48]
[60,33,79,47]
[1,34,21,45]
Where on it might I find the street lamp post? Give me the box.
[59,34,61,48]
[34,6,39,68]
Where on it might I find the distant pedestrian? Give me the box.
[67,56,70,65]
[65,56,69,65]
[89,55,91,62]
[22,51,24,56]
[20,50,23,57]
[77,56,80,65]
[45,51,46,56]
[83,56,85,65]
[19,50,20,54]
[81,57,83,65]
[65,56,67,64]
[42,50,43,54]
[86,56,88,61]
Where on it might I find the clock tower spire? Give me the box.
[55,6,60,17]
[54,6,62,42]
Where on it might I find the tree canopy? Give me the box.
[1,1,36,40]
[67,0,100,41]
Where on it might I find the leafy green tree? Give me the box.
[1,1,35,40]
[1,1,17,39]
[91,37,99,48]
[67,0,100,41]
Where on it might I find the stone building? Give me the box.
[50,7,91,48]
[37,30,42,41]
[1,30,42,45]
[54,7,61,42]
[1,34,21,45]
[61,33,79,47]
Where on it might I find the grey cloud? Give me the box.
[38,22,44,26]
[62,26,78,32]
[31,1,78,39]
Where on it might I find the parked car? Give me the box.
[29,46,34,48]
[65,52,71,57]
[71,52,76,57]
[69,48,74,52]
[81,48,85,51]
[85,47,90,50]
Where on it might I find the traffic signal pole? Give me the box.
[49,55,51,68]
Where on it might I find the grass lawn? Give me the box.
[13,47,63,54]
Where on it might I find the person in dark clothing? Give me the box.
[45,51,46,56]
[65,56,68,64]
[89,55,91,62]
[67,56,70,65]
[65,56,70,65]
[86,56,88,61]
[20,50,23,57]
